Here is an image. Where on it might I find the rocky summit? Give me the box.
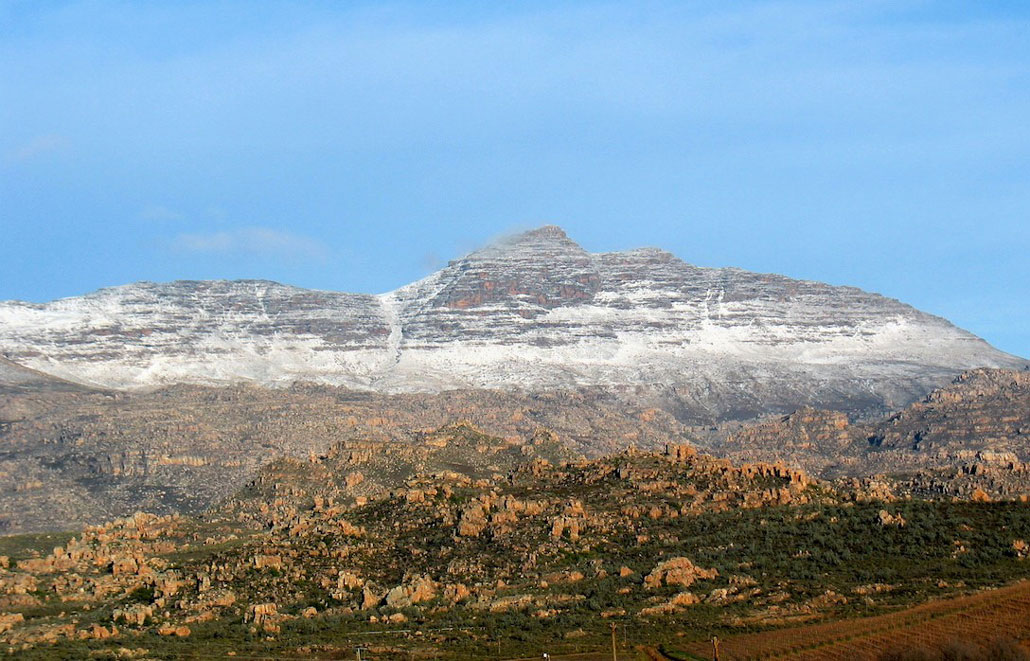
[0,226,1023,420]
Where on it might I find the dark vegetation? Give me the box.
[7,499,1030,659]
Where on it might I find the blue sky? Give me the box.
[1,1,1028,357]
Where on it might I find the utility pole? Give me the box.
[610,622,618,661]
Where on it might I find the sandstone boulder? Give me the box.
[644,557,717,589]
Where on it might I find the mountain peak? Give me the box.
[472,225,585,259]
[517,224,571,241]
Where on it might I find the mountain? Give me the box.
[869,367,1030,459]
[0,382,690,533]
[0,356,91,394]
[701,368,1030,501]
[2,359,1028,534]
[0,355,97,425]
[0,226,1023,420]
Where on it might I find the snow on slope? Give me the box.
[0,226,1024,416]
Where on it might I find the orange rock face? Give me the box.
[644,557,719,589]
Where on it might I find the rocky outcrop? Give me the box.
[384,576,437,608]
[3,434,1028,656]
[689,369,1030,490]
[869,369,1030,460]
[0,387,655,533]
[2,443,801,650]
[644,557,718,589]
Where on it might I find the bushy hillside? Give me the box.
[3,435,1030,659]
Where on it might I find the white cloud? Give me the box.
[139,205,184,222]
[6,134,69,163]
[171,227,329,261]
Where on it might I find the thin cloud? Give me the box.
[139,205,184,222]
[171,227,329,261]
[6,134,69,163]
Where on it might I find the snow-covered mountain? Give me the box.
[0,226,1023,416]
